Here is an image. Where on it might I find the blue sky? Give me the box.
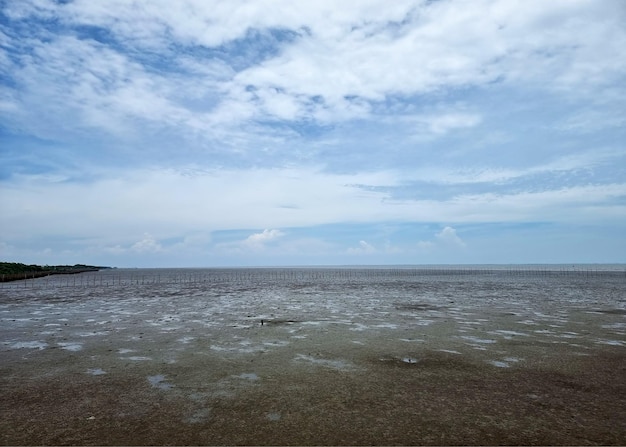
[1,0,625,267]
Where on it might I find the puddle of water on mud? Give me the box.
[602,322,626,329]
[491,330,530,338]
[439,349,461,354]
[414,319,435,326]
[148,374,174,390]
[518,319,538,325]
[503,357,521,363]
[58,342,83,351]
[263,340,290,347]
[470,345,488,351]
[210,344,265,354]
[76,331,109,337]
[375,323,398,329]
[294,354,356,371]
[184,408,211,424]
[596,339,624,346]
[235,372,260,381]
[488,360,510,368]
[557,333,579,339]
[460,335,497,344]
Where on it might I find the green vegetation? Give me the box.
[0,262,111,282]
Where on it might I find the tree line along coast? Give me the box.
[0,262,113,282]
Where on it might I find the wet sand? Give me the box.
[1,272,625,445]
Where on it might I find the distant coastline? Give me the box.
[0,262,113,282]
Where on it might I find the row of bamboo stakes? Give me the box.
[1,267,623,289]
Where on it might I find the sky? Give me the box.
[1,0,625,267]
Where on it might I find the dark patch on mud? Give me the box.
[372,350,485,373]
[260,318,301,326]
[593,308,626,315]
[395,302,446,311]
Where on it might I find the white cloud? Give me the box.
[214,229,286,255]
[555,109,626,134]
[2,166,624,254]
[400,149,626,185]
[243,229,285,248]
[435,226,466,248]
[417,226,465,252]
[4,0,624,133]
[225,0,626,122]
[416,112,482,135]
[0,167,396,246]
[131,233,163,253]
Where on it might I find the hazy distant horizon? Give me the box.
[101,263,626,271]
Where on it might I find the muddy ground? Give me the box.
[1,273,625,445]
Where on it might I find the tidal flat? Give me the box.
[1,267,625,445]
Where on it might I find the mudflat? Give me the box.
[1,269,625,445]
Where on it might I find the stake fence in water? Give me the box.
[1,266,624,290]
